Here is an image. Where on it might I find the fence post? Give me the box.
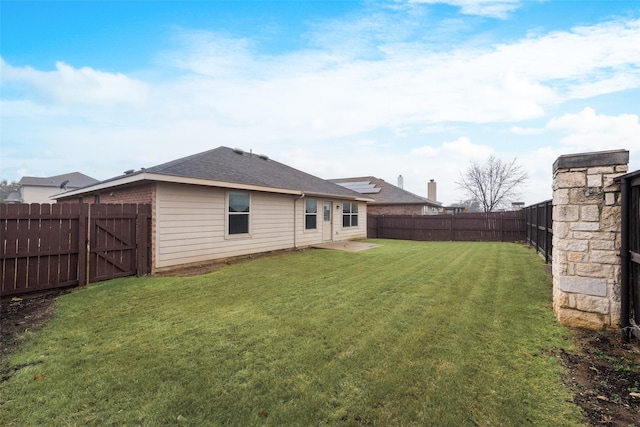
[412,216,416,241]
[78,204,88,286]
[535,204,540,254]
[544,201,551,264]
[136,204,150,276]
[552,149,628,329]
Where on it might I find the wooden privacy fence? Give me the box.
[620,170,640,341]
[524,200,553,263]
[367,211,525,242]
[1,203,151,297]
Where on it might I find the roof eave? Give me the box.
[54,172,373,200]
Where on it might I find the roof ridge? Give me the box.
[148,146,230,173]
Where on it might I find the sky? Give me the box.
[1,0,639,206]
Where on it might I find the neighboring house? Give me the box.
[329,176,443,216]
[55,147,372,273]
[4,191,23,203]
[444,205,468,214]
[10,172,99,204]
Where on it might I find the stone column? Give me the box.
[552,150,629,329]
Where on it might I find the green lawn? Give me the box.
[0,240,585,426]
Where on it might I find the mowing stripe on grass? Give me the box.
[1,240,585,426]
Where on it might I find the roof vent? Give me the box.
[123,169,135,175]
[232,147,245,155]
[257,154,269,161]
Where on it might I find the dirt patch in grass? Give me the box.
[2,289,640,426]
[0,289,71,383]
[561,329,640,426]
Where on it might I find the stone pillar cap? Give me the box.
[553,149,629,173]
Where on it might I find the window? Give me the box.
[342,202,359,227]
[323,202,331,222]
[228,192,250,235]
[305,198,317,230]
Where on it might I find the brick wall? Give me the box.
[68,183,157,272]
[369,205,424,216]
[97,184,155,205]
[552,150,629,329]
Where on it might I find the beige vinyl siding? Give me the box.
[294,198,367,246]
[155,183,296,269]
[293,197,322,248]
[20,186,60,203]
[154,184,368,270]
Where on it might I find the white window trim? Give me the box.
[225,191,252,239]
[304,198,319,232]
[342,201,360,228]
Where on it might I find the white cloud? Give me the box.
[354,139,378,146]
[411,145,439,156]
[485,20,640,99]
[0,58,149,106]
[547,107,640,153]
[443,136,494,159]
[4,16,638,136]
[151,17,639,136]
[411,137,493,160]
[510,126,544,135]
[163,30,256,77]
[409,0,522,19]
[515,108,640,204]
[2,9,639,207]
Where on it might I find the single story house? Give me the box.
[8,172,99,204]
[55,147,372,272]
[329,176,443,215]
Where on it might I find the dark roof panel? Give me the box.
[330,176,441,206]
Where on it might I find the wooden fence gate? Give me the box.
[1,203,151,297]
[89,204,151,284]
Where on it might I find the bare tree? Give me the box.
[456,156,528,212]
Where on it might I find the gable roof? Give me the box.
[330,176,442,206]
[19,172,99,190]
[56,147,371,201]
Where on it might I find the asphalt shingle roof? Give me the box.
[19,172,99,189]
[101,147,367,200]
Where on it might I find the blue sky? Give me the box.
[2,0,639,205]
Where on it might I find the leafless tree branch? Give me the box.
[456,155,528,212]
